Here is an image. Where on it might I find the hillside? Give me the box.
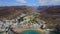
[0,6,38,20]
[39,6,60,29]
[0,6,60,29]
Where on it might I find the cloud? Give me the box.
[16,0,26,3]
[38,0,60,6]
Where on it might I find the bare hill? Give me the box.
[0,6,38,20]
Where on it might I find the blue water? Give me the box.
[51,31,60,34]
[21,30,41,34]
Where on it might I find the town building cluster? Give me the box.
[0,13,46,34]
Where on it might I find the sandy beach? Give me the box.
[13,28,45,34]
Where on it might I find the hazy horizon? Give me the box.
[0,0,60,6]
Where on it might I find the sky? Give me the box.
[0,0,60,6]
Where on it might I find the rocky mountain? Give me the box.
[0,6,38,20]
[37,6,49,13]
[39,6,60,29]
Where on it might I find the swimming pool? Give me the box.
[21,30,41,34]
